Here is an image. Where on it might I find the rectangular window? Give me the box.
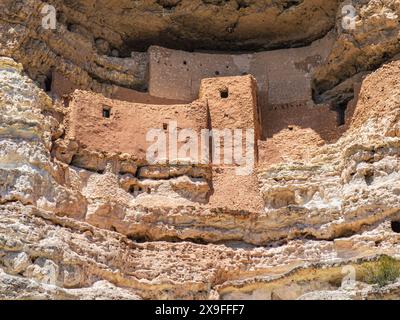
[102,107,111,118]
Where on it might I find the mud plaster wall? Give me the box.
[199,75,261,162]
[51,71,185,105]
[66,75,262,165]
[64,76,265,212]
[65,91,208,163]
[258,100,355,167]
[148,33,335,137]
[265,103,340,141]
[199,76,264,212]
[208,167,265,212]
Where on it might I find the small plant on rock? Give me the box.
[363,255,400,287]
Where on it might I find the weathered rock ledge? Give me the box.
[1,0,400,300]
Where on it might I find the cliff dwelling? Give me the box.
[2,0,400,301]
[51,33,359,213]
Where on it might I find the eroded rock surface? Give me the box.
[0,0,400,300]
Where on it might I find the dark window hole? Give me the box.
[334,97,353,127]
[102,107,111,118]
[220,88,229,99]
[391,221,400,233]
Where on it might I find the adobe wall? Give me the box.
[65,90,208,163]
[208,168,265,212]
[51,71,83,98]
[148,33,335,137]
[51,71,185,105]
[60,77,265,212]
[258,79,363,167]
[258,102,343,167]
[198,76,264,212]
[258,128,326,167]
[199,75,261,162]
[264,103,340,141]
[63,75,261,165]
[111,86,185,105]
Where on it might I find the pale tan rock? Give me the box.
[1,0,400,301]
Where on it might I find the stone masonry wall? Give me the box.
[64,90,208,164]
[148,33,335,137]
[264,103,340,141]
[51,71,185,105]
[199,75,264,212]
[57,75,264,212]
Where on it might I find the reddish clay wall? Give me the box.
[258,128,326,167]
[198,76,264,211]
[65,91,208,163]
[199,75,262,162]
[51,71,83,98]
[264,102,340,142]
[208,167,265,212]
[258,101,355,167]
[51,71,185,105]
[111,86,185,105]
[65,75,261,165]
[148,34,334,138]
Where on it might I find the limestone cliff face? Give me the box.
[0,58,86,217]
[314,0,400,98]
[0,0,400,300]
